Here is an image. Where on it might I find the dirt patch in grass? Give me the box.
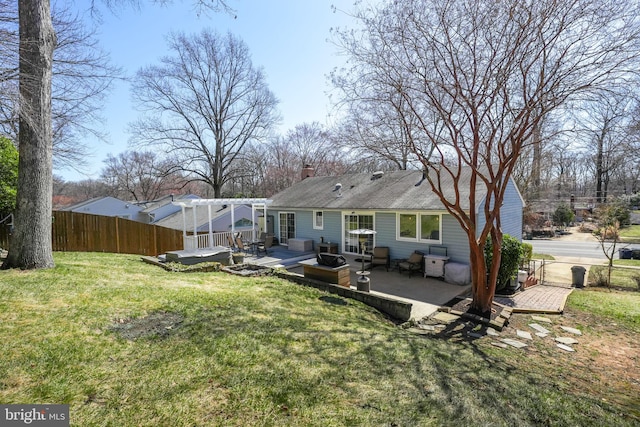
[505,309,640,418]
[109,311,184,340]
[418,301,639,421]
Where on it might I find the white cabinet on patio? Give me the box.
[424,254,449,278]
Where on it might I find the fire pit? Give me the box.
[222,264,273,277]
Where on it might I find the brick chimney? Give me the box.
[301,164,314,180]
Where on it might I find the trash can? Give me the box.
[619,248,632,259]
[632,249,640,260]
[571,266,586,288]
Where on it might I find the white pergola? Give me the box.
[172,198,272,249]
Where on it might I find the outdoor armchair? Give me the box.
[398,251,424,277]
[256,235,273,256]
[227,235,238,252]
[371,246,390,271]
[235,236,249,254]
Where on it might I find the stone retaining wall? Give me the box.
[275,271,412,321]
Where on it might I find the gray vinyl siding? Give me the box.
[440,215,472,263]
[270,209,343,249]
[268,208,474,263]
[475,180,524,241]
[500,180,524,239]
[268,208,477,264]
[372,212,470,263]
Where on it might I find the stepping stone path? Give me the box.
[492,316,583,353]
[531,315,553,323]
[416,311,583,354]
[560,326,582,335]
[557,343,576,352]
[485,328,500,336]
[516,330,533,340]
[529,323,551,335]
[432,312,460,323]
[501,338,528,349]
[555,337,579,345]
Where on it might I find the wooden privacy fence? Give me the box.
[0,211,184,256]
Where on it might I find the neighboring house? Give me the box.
[135,194,200,223]
[61,194,201,225]
[267,169,525,264]
[61,196,146,222]
[154,203,259,233]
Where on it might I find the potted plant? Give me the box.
[232,252,246,264]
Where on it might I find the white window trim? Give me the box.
[396,211,443,243]
[313,210,324,230]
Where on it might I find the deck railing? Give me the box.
[183,230,256,250]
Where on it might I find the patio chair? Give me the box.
[398,251,424,277]
[227,235,238,252]
[235,236,250,254]
[370,246,390,271]
[256,235,273,256]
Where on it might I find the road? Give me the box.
[526,238,640,259]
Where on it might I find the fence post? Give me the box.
[115,216,120,254]
[153,225,158,256]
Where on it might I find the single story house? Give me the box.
[267,169,525,265]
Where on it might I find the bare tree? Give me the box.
[227,123,350,197]
[130,30,280,198]
[100,150,176,202]
[332,81,429,171]
[574,90,636,203]
[334,0,640,314]
[0,2,119,169]
[2,0,234,270]
[2,0,57,269]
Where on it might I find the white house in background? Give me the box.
[135,194,200,223]
[154,203,259,232]
[61,194,201,224]
[61,196,146,221]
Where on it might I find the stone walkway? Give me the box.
[490,253,607,314]
[413,312,584,353]
[494,284,573,314]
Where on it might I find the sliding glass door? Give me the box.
[279,212,296,245]
[343,213,374,254]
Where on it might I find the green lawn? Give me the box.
[0,252,638,426]
[589,262,640,291]
[619,224,640,243]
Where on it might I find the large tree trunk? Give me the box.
[468,233,501,316]
[2,0,56,270]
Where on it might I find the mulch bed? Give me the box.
[445,297,513,330]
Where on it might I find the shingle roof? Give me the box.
[138,194,199,213]
[269,169,488,211]
[61,196,120,211]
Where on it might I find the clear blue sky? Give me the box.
[58,0,359,181]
